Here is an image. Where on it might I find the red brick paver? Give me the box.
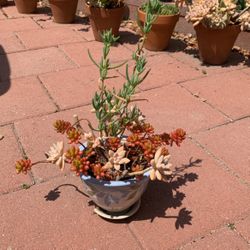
[181,227,249,250]
[137,84,228,134]
[193,118,250,183]
[0,126,32,194]
[1,5,49,19]
[0,76,57,124]
[0,9,6,19]
[38,66,125,109]
[0,32,25,54]
[119,54,204,91]
[14,106,97,182]
[236,216,250,243]
[16,27,85,50]
[0,17,40,32]
[0,7,250,249]
[0,176,141,249]
[128,140,250,249]
[182,71,250,120]
[60,41,132,67]
[0,47,76,80]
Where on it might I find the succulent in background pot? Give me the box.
[14,0,38,14]
[138,0,180,51]
[15,28,186,219]
[49,0,78,23]
[85,0,125,42]
[185,0,250,65]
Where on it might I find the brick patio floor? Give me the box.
[0,3,250,250]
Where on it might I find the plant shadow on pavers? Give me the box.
[121,157,201,228]
[0,45,11,96]
[44,183,89,201]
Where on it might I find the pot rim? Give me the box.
[80,171,150,187]
[138,8,180,18]
[85,2,125,10]
[194,22,241,31]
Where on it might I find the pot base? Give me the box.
[94,199,141,220]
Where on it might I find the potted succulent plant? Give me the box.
[14,0,38,14]
[15,27,186,219]
[185,0,250,65]
[85,0,125,42]
[48,0,78,23]
[138,0,180,51]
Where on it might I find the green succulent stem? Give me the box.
[87,7,155,138]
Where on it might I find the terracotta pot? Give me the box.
[85,4,125,42]
[0,0,8,6]
[14,0,38,14]
[195,24,241,65]
[49,0,78,24]
[137,9,179,51]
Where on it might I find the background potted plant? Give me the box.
[14,0,38,14]
[15,27,186,219]
[185,0,250,65]
[138,0,180,51]
[48,0,78,23]
[85,0,125,42]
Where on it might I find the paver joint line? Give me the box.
[178,214,250,249]
[36,75,61,112]
[179,82,234,121]
[190,137,250,187]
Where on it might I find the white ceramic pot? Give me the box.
[80,172,150,213]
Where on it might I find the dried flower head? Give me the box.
[53,120,71,134]
[15,159,32,174]
[66,127,81,144]
[170,128,186,147]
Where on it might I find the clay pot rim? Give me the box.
[194,23,241,32]
[49,0,75,2]
[138,8,180,18]
[85,3,125,11]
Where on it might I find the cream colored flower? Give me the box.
[103,146,130,171]
[46,141,66,170]
[150,147,172,181]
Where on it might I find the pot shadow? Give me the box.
[111,157,202,229]
[184,46,249,67]
[0,45,11,96]
[32,4,90,28]
[119,30,140,46]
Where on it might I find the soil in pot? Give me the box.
[195,24,241,65]
[49,0,78,24]
[85,4,125,42]
[138,9,179,51]
[14,0,38,14]
[0,0,8,6]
